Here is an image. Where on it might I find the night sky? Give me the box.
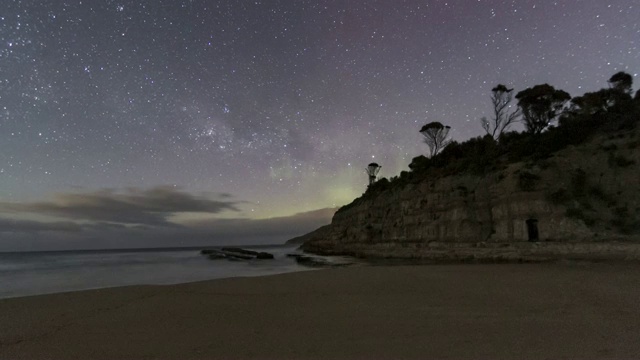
[1,0,638,250]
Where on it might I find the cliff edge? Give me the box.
[301,127,640,261]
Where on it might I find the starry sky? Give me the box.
[0,0,638,250]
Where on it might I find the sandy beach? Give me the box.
[1,263,640,359]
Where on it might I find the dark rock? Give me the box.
[221,247,260,256]
[201,249,252,260]
[208,253,226,260]
[220,251,254,260]
[201,247,275,260]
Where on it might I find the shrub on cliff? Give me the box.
[408,155,430,172]
[368,177,391,193]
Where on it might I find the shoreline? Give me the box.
[304,241,640,264]
[2,263,640,359]
[0,266,321,301]
[0,245,316,300]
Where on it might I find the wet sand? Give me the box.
[1,263,640,359]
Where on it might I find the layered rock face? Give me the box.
[302,129,640,259]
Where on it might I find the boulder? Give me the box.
[256,252,274,259]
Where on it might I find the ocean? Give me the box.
[0,244,314,299]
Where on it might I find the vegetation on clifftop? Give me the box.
[338,72,640,214]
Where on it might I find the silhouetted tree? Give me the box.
[515,84,571,134]
[420,122,451,157]
[569,72,636,120]
[408,155,429,171]
[608,71,633,95]
[606,72,636,118]
[480,84,520,139]
[569,89,614,116]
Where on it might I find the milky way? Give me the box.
[0,1,639,248]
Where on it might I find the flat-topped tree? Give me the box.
[515,84,570,134]
[608,71,633,95]
[366,162,381,186]
[420,122,451,158]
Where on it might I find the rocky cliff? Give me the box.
[302,128,640,261]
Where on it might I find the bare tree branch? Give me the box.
[480,84,520,140]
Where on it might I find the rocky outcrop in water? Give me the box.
[200,248,274,260]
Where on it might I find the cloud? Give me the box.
[0,218,82,233]
[185,207,338,238]
[0,206,338,251]
[0,186,337,251]
[0,186,240,227]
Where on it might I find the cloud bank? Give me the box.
[0,187,336,251]
[0,186,240,227]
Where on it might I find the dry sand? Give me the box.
[1,263,640,359]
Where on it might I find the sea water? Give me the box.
[0,244,313,299]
